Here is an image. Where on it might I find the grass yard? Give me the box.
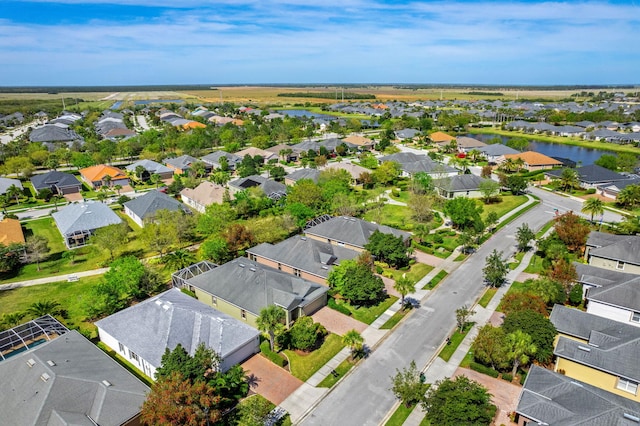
[438,322,474,362]
[364,204,415,231]
[380,306,412,330]
[284,334,345,381]
[422,270,448,290]
[317,358,355,388]
[0,275,101,337]
[478,288,498,308]
[523,254,546,274]
[385,404,416,426]
[388,190,411,203]
[388,263,434,283]
[535,220,555,238]
[460,350,474,368]
[480,195,528,222]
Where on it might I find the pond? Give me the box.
[278,109,335,120]
[110,101,123,110]
[466,133,616,166]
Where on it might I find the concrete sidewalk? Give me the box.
[0,267,109,291]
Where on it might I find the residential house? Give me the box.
[234,147,278,163]
[546,164,629,189]
[501,151,563,171]
[0,177,23,195]
[304,216,411,252]
[125,159,174,181]
[52,201,123,248]
[0,317,148,426]
[379,152,458,178]
[228,175,287,200]
[342,134,375,150]
[180,181,226,213]
[0,218,25,246]
[79,164,129,189]
[30,171,82,195]
[394,128,421,141]
[323,162,370,184]
[96,288,260,377]
[201,151,243,171]
[247,235,360,285]
[284,168,321,186]
[477,144,520,163]
[434,174,492,199]
[29,123,84,150]
[550,304,640,402]
[266,143,298,162]
[164,155,201,175]
[515,365,640,426]
[123,190,189,227]
[584,232,640,274]
[455,136,487,152]
[599,176,640,200]
[428,131,455,145]
[174,258,328,328]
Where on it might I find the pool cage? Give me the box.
[171,260,218,289]
[0,315,69,361]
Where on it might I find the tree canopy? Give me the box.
[422,375,496,426]
[503,310,557,364]
[327,259,385,306]
[364,230,409,268]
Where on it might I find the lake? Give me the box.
[278,109,335,120]
[466,133,615,166]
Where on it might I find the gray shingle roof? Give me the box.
[95,288,259,371]
[588,276,640,312]
[164,154,198,169]
[0,330,148,426]
[52,201,123,236]
[516,365,640,425]
[30,171,81,192]
[0,177,23,194]
[589,235,640,265]
[434,174,489,192]
[547,165,627,184]
[478,144,520,157]
[125,159,172,175]
[229,175,287,198]
[586,231,627,249]
[286,168,321,183]
[304,216,411,249]
[29,123,84,143]
[247,235,360,279]
[201,151,242,168]
[123,190,188,220]
[185,257,328,315]
[550,305,640,381]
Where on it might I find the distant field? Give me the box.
[0,86,636,107]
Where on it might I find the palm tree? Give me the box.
[582,197,604,222]
[1,312,25,329]
[150,173,161,189]
[102,174,112,188]
[256,305,285,351]
[342,329,364,359]
[6,184,21,205]
[506,330,537,377]
[27,301,62,318]
[559,168,579,192]
[163,249,196,270]
[394,276,415,307]
[114,184,123,195]
[135,165,146,181]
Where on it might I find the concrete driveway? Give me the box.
[453,367,520,426]
[311,306,367,336]
[241,354,303,405]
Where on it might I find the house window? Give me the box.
[616,378,638,394]
[129,350,139,362]
[241,310,247,320]
[617,261,625,270]
[277,263,282,270]
[248,253,256,261]
[211,296,217,306]
[632,312,640,323]
[293,268,301,277]
[118,342,125,353]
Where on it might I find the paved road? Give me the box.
[300,189,620,425]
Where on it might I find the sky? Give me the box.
[0,0,639,86]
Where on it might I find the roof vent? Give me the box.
[26,359,36,368]
[300,236,307,241]
[40,373,51,382]
[578,346,591,352]
[239,263,245,268]
[102,380,112,387]
[249,267,256,272]
[155,300,162,305]
[46,360,56,367]
[624,413,640,422]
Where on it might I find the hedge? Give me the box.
[519,371,528,385]
[470,362,499,378]
[260,341,286,368]
[328,298,352,316]
[501,373,513,382]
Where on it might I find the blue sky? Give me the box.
[1,0,638,86]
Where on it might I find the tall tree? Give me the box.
[422,375,496,426]
[89,222,129,260]
[503,310,557,364]
[394,276,415,307]
[472,325,509,370]
[554,211,590,253]
[455,305,475,332]
[558,168,579,192]
[390,360,429,408]
[444,197,483,230]
[505,330,537,377]
[256,305,285,351]
[515,223,535,252]
[25,235,49,271]
[482,249,508,288]
[581,197,604,222]
[478,180,500,203]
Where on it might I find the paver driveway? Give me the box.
[241,354,303,405]
[311,306,367,336]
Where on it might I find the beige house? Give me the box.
[501,151,563,171]
[180,181,226,213]
[585,232,640,275]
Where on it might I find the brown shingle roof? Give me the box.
[80,165,127,182]
[0,218,25,245]
[429,131,455,143]
[504,151,563,166]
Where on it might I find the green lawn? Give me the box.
[523,254,545,274]
[438,322,474,362]
[419,417,431,426]
[480,195,528,221]
[316,358,355,388]
[388,263,434,283]
[478,288,498,308]
[389,190,410,203]
[284,334,345,381]
[363,204,415,231]
[347,295,397,324]
[535,220,555,238]
[460,350,474,368]
[422,270,448,290]
[0,276,101,337]
[385,404,416,426]
[380,306,412,330]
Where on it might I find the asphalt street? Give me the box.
[300,189,622,426]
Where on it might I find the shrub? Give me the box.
[569,284,583,305]
[501,373,513,382]
[260,341,286,368]
[328,298,352,316]
[289,317,328,351]
[470,362,499,378]
[519,371,528,385]
[180,288,196,298]
[433,234,444,244]
[585,188,596,194]
[376,265,384,274]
